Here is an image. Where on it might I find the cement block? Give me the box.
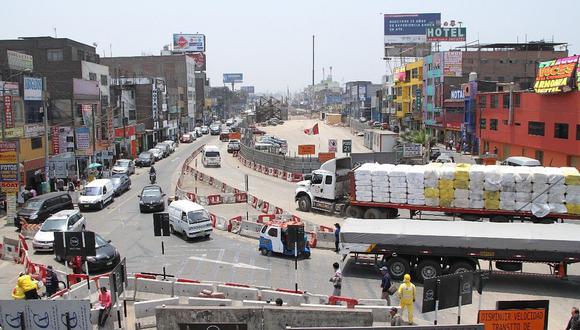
[354,305,401,322]
[90,307,119,329]
[358,298,389,306]
[317,231,336,242]
[173,281,214,297]
[188,297,233,306]
[306,294,329,305]
[125,276,135,291]
[243,300,287,307]
[300,303,347,309]
[218,284,260,301]
[135,297,180,318]
[239,221,263,238]
[135,278,173,295]
[67,281,93,300]
[260,290,308,306]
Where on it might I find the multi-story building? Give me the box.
[477,90,580,168]
[393,59,423,130]
[101,55,196,131]
[344,81,382,123]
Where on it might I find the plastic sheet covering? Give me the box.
[425,198,440,206]
[469,165,486,182]
[439,180,454,190]
[469,199,484,209]
[545,167,565,185]
[531,202,550,217]
[515,201,532,212]
[424,178,439,188]
[437,164,457,180]
[530,167,548,184]
[454,189,469,199]
[548,203,567,214]
[567,203,580,215]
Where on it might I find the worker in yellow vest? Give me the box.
[397,274,416,324]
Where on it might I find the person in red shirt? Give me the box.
[97,287,112,327]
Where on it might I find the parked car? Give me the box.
[251,127,266,135]
[78,179,115,210]
[435,154,455,164]
[155,143,171,158]
[112,159,135,176]
[148,148,164,161]
[139,185,166,213]
[32,210,86,252]
[429,148,441,161]
[163,140,176,153]
[135,152,155,167]
[209,125,221,135]
[180,133,194,143]
[227,140,241,153]
[501,156,541,167]
[226,118,234,126]
[201,126,210,135]
[188,132,198,141]
[14,192,74,230]
[111,174,131,196]
[194,127,203,137]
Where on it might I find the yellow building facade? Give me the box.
[393,60,424,128]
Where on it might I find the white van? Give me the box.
[78,179,115,210]
[501,156,541,167]
[167,200,212,239]
[202,145,221,167]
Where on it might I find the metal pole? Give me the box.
[312,35,315,118]
[434,279,440,325]
[122,101,126,156]
[294,241,298,291]
[457,274,463,324]
[82,232,91,291]
[43,77,50,183]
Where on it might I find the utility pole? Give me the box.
[311,35,315,118]
[43,77,49,183]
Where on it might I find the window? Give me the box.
[528,121,545,136]
[325,176,333,185]
[576,125,580,140]
[514,93,520,107]
[490,95,498,108]
[47,49,63,62]
[267,228,278,238]
[31,137,42,149]
[478,95,487,109]
[480,119,486,129]
[311,173,323,184]
[554,123,569,139]
[502,94,510,108]
[89,72,97,81]
[535,150,544,165]
[498,76,505,82]
[490,119,498,131]
[100,75,108,86]
[502,120,508,125]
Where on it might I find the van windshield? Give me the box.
[84,186,102,196]
[188,210,210,224]
[23,200,43,210]
[205,151,219,157]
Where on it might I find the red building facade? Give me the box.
[477,91,580,168]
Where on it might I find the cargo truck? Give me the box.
[339,218,580,282]
[294,157,580,223]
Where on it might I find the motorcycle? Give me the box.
[150,172,156,184]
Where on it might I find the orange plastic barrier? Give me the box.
[328,295,359,308]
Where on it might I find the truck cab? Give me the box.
[259,221,310,258]
[295,157,351,213]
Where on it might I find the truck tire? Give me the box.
[448,261,475,274]
[345,206,364,218]
[385,208,398,219]
[490,215,510,223]
[363,208,384,219]
[417,260,442,282]
[298,195,312,212]
[495,261,522,272]
[531,217,556,224]
[386,257,411,280]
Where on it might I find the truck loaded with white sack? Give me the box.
[294,158,580,223]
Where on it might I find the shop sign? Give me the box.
[1,127,24,139]
[426,27,467,42]
[23,77,42,101]
[24,124,45,138]
[0,141,17,164]
[7,50,33,71]
[450,90,465,99]
[0,81,20,97]
[534,55,579,94]
[3,95,14,128]
[75,127,90,150]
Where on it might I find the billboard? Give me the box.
[23,77,42,101]
[427,27,467,42]
[75,127,90,150]
[0,141,18,193]
[240,86,255,94]
[478,309,545,330]
[173,34,206,52]
[186,52,206,71]
[534,55,579,94]
[298,144,315,155]
[3,96,14,129]
[7,50,33,71]
[0,81,19,97]
[443,51,463,77]
[384,13,441,43]
[223,73,243,83]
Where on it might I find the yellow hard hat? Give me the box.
[404,274,411,282]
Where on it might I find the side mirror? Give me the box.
[137,195,141,198]
[162,193,166,197]
[107,240,112,243]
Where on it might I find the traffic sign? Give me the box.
[298,144,315,155]
[342,140,352,153]
[328,139,337,152]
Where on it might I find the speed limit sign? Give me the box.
[342,140,352,153]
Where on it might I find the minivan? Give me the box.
[168,200,212,239]
[202,145,221,167]
[78,179,115,210]
[501,156,541,167]
[14,192,74,230]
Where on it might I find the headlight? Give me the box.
[139,200,144,204]
[86,256,97,262]
[29,213,38,220]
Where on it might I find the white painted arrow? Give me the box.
[188,255,269,271]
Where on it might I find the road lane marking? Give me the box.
[188,255,269,271]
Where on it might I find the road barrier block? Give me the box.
[354,305,400,322]
[215,215,229,231]
[357,299,390,306]
[243,299,288,307]
[239,221,263,239]
[135,278,173,295]
[260,289,308,306]
[229,216,242,234]
[188,297,233,306]
[274,207,284,215]
[257,214,275,224]
[135,297,180,318]
[261,201,270,214]
[329,296,359,308]
[218,284,260,301]
[235,192,247,203]
[207,194,223,205]
[173,282,214,298]
[300,303,347,309]
[291,173,304,182]
[286,172,293,182]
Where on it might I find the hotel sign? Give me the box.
[534,55,579,94]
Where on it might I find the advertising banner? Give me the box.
[173,33,206,52]
[0,299,92,330]
[0,142,17,164]
[427,27,467,42]
[3,95,14,128]
[478,309,545,330]
[75,127,90,150]
[1,127,24,139]
[0,142,18,193]
[298,144,316,155]
[223,73,243,83]
[0,164,19,182]
[318,152,335,163]
[73,78,99,98]
[186,52,206,71]
[24,124,44,138]
[0,81,20,97]
[444,51,463,77]
[23,77,42,101]
[384,13,441,44]
[7,50,33,71]
[534,55,580,94]
[56,126,74,154]
[403,143,423,157]
[49,152,75,178]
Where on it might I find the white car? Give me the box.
[112,159,135,176]
[163,140,176,153]
[148,148,164,161]
[33,210,86,251]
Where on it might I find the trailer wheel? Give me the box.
[260,248,270,256]
[363,208,384,219]
[417,260,442,283]
[531,217,556,224]
[385,208,399,219]
[386,257,411,280]
[297,195,312,212]
[345,206,364,218]
[490,215,510,223]
[449,261,475,274]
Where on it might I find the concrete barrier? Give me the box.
[218,284,260,301]
[354,305,401,322]
[314,231,336,249]
[188,297,233,306]
[135,297,180,318]
[67,281,96,300]
[173,281,214,297]
[260,290,308,306]
[239,221,263,239]
[243,299,287,307]
[300,303,347,309]
[135,278,174,296]
[90,306,119,328]
[357,298,389,306]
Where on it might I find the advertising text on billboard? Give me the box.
[534,55,579,94]
[426,27,467,42]
[3,95,14,128]
[186,53,206,71]
[7,50,33,71]
[23,77,42,101]
[384,13,441,44]
[444,51,463,77]
[223,73,243,83]
[173,34,206,52]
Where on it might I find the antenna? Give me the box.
[53,28,57,38]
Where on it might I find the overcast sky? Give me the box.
[1,0,578,93]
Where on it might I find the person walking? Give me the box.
[17,273,40,300]
[379,266,392,305]
[566,307,580,330]
[44,266,60,298]
[334,223,341,253]
[397,274,416,325]
[329,262,342,297]
[97,287,112,327]
[389,307,403,326]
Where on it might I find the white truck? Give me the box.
[340,218,580,282]
[168,200,213,239]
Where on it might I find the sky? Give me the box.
[1,0,578,94]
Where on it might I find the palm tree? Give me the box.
[399,129,434,148]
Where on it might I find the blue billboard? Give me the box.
[383,13,441,44]
[223,73,243,83]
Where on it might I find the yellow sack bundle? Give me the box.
[484,199,500,210]
[484,191,500,201]
[566,203,580,215]
[424,188,440,198]
[440,188,454,200]
[439,179,454,190]
[562,167,580,186]
[440,198,453,208]
[454,163,471,181]
[453,179,469,190]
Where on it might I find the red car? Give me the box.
[251,127,266,135]
[180,134,194,143]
